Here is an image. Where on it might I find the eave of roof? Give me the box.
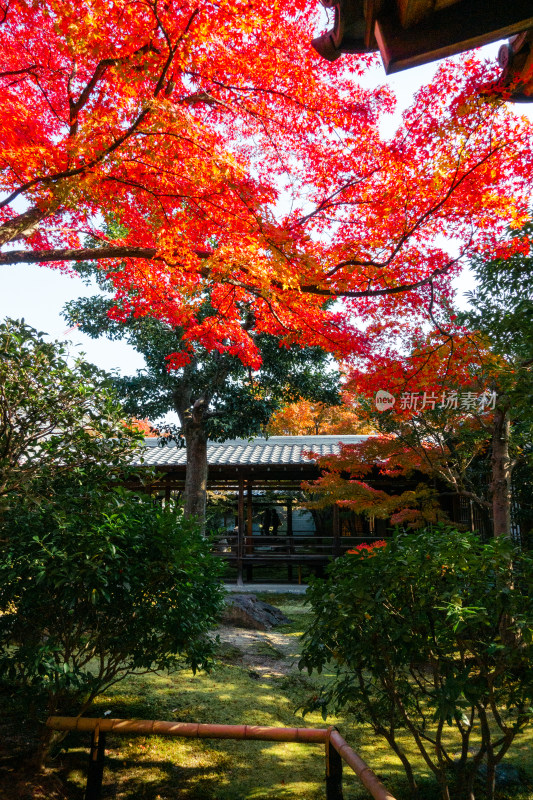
[312,0,533,89]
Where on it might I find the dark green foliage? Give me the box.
[63,285,340,443]
[0,487,225,713]
[0,317,142,507]
[0,318,225,763]
[461,219,533,366]
[300,528,533,800]
[460,222,533,427]
[460,223,533,541]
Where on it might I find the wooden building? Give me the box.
[133,434,466,583]
[136,435,387,582]
[312,0,533,100]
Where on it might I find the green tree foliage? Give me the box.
[461,220,533,367]
[0,319,225,763]
[64,265,340,522]
[0,317,141,509]
[300,529,533,800]
[66,294,339,438]
[460,220,533,542]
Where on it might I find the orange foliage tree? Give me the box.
[129,418,157,436]
[266,396,372,435]
[2,0,533,370]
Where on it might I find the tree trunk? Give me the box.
[454,765,476,800]
[183,419,208,531]
[490,405,512,537]
[485,760,496,800]
[172,382,210,533]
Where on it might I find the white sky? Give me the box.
[1,41,532,376]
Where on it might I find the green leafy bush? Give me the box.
[0,488,225,762]
[300,528,533,800]
[0,318,226,766]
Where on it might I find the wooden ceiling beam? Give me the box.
[375,0,533,73]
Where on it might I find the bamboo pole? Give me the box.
[47,717,327,742]
[46,717,398,800]
[329,730,396,800]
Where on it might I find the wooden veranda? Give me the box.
[133,436,392,583]
[131,435,494,582]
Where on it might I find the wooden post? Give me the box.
[287,499,293,582]
[237,472,244,584]
[325,735,343,800]
[84,727,106,800]
[332,505,341,557]
[246,480,253,582]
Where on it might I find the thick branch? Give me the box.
[0,245,212,264]
[0,207,52,246]
[0,245,461,300]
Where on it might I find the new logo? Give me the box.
[375,390,396,412]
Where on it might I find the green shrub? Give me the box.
[300,528,533,800]
[0,489,225,763]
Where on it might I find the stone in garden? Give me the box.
[222,595,290,630]
[478,763,523,787]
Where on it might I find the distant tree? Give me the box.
[130,417,158,436]
[266,395,372,436]
[64,272,340,527]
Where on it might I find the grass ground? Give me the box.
[1,594,533,799]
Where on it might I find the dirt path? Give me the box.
[216,625,301,677]
[215,601,306,678]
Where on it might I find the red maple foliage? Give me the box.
[1,1,533,367]
[346,540,387,556]
[305,323,513,532]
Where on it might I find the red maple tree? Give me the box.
[2,1,533,368]
[305,321,521,535]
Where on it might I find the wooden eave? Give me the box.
[313,0,533,96]
[137,461,323,485]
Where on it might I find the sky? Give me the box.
[1,41,532,378]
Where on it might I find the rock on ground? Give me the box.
[222,594,291,631]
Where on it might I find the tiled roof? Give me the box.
[134,435,370,468]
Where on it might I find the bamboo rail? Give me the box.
[47,716,397,800]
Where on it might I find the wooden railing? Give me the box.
[212,533,382,560]
[46,716,397,800]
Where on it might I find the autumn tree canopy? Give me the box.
[306,217,533,537]
[2,0,533,366]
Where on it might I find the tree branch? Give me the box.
[0,245,463,300]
